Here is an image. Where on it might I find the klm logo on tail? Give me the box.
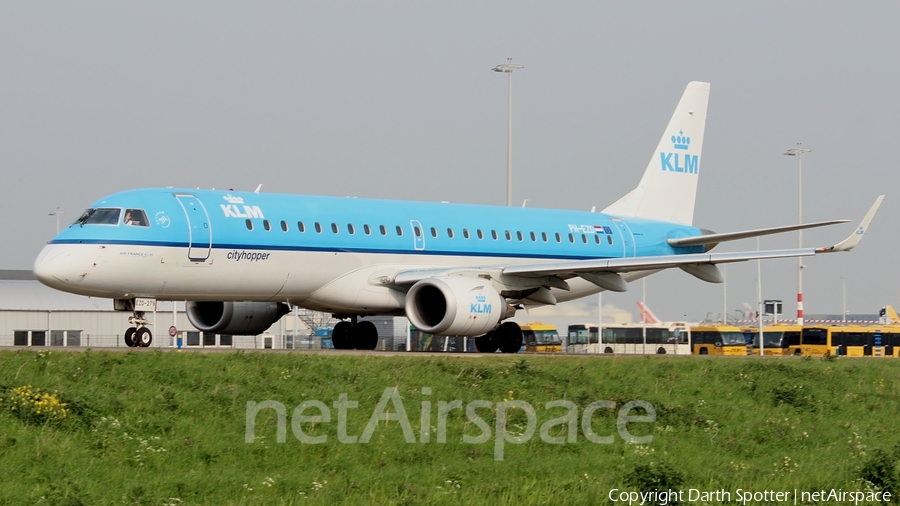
[660,130,698,174]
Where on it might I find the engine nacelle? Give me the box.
[405,277,511,336]
[186,301,290,336]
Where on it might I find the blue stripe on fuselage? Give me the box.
[48,188,706,259]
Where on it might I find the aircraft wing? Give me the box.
[392,196,883,293]
[393,248,815,293]
[501,249,815,275]
[500,248,816,290]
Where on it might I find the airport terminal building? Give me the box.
[0,270,408,350]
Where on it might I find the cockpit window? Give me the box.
[76,208,121,226]
[123,209,149,227]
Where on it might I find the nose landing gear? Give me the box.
[124,312,152,348]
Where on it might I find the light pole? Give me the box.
[841,276,847,326]
[48,207,64,233]
[757,237,764,356]
[723,264,727,324]
[597,291,602,355]
[784,143,811,325]
[641,277,647,355]
[492,59,524,207]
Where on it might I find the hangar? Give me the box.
[0,270,408,350]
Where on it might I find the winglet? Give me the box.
[817,195,884,253]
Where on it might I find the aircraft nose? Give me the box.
[33,244,74,290]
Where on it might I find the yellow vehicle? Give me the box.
[878,327,900,357]
[690,324,748,355]
[748,324,799,356]
[520,322,562,353]
[749,325,900,357]
[793,325,900,357]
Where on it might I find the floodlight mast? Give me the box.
[841,276,847,326]
[784,144,811,325]
[492,60,524,207]
[48,208,64,233]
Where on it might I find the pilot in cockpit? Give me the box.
[123,209,147,227]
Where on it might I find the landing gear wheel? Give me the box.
[332,321,353,350]
[353,321,379,350]
[496,322,523,354]
[475,332,499,353]
[136,327,152,347]
[124,327,138,348]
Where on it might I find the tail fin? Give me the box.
[743,302,758,322]
[636,301,660,324]
[603,81,710,225]
[887,305,900,324]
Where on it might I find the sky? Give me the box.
[2,2,898,324]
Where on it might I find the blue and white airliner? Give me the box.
[32,82,883,352]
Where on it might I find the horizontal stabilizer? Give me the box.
[667,219,850,248]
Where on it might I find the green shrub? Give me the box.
[624,462,684,495]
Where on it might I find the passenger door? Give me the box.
[174,194,212,261]
[610,218,636,257]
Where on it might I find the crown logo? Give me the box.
[671,130,690,150]
[224,194,244,204]
[475,294,486,303]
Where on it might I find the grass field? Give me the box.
[1,349,899,505]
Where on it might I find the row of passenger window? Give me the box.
[244,219,615,246]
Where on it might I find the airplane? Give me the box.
[636,301,694,327]
[32,81,884,353]
[881,305,900,325]
[636,301,661,324]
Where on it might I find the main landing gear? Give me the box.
[331,316,378,351]
[124,311,152,348]
[475,321,523,354]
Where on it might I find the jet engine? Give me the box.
[405,277,512,336]
[186,301,290,336]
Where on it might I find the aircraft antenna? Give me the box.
[254,184,263,193]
